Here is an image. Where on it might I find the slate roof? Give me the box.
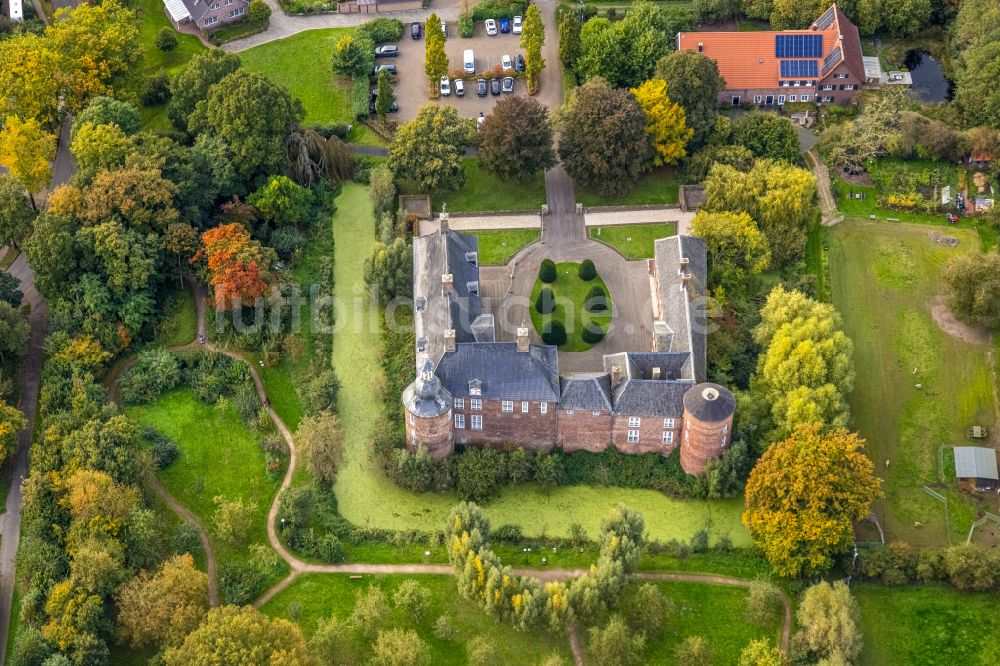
[560,375,613,412]
[402,356,453,418]
[954,447,999,480]
[179,0,209,22]
[611,379,691,418]
[652,236,708,383]
[436,343,560,402]
[683,383,736,422]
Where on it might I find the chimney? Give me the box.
[439,212,449,232]
[442,273,453,294]
[443,329,456,353]
[651,367,661,380]
[681,273,692,288]
[679,257,689,273]
[516,325,530,352]
[611,365,623,387]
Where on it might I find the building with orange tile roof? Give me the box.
[677,5,869,108]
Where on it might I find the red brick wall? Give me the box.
[679,411,733,475]
[817,63,862,103]
[557,410,614,452]
[405,408,454,459]
[610,414,680,455]
[453,398,558,450]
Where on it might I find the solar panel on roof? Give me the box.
[813,6,836,30]
[780,60,818,78]
[775,34,822,58]
[821,46,842,76]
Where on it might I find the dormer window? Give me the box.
[416,337,428,353]
[467,281,479,296]
[469,379,482,395]
[465,251,478,266]
[415,296,427,312]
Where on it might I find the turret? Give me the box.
[680,383,736,475]
[401,355,454,459]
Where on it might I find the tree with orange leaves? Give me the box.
[196,223,275,310]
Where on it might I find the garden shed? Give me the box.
[953,447,999,491]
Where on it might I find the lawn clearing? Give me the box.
[127,388,284,568]
[529,262,612,352]
[829,219,997,545]
[154,287,197,347]
[577,166,680,207]
[262,574,573,664]
[589,222,677,259]
[427,158,547,213]
[854,583,1000,665]
[642,581,784,664]
[465,228,539,265]
[329,183,749,545]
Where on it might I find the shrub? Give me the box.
[459,11,474,37]
[352,78,370,119]
[140,74,171,106]
[119,350,182,404]
[470,0,527,21]
[357,17,404,43]
[542,320,567,346]
[155,27,178,51]
[539,258,557,283]
[744,579,782,626]
[248,0,271,24]
[300,369,341,415]
[145,427,180,470]
[219,561,267,605]
[585,284,607,311]
[578,259,596,281]
[581,323,605,344]
[535,287,555,314]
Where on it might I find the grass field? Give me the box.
[642,581,784,664]
[127,388,285,569]
[261,574,574,664]
[829,220,997,545]
[239,28,383,146]
[588,222,677,259]
[329,184,749,544]
[529,262,613,352]
[426,158,547,213]
[577,166,680,207]
[465,228,540,265]
[854,584,1000,665]
[155,287,198,347]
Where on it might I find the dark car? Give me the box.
[476,78,487,97]
[374,45,398,58]
[410,22,422,39]
[373,64,397,76]
[490,78,501,96]
[501,76,514,93]
[515,54,525,72]
[500,17,510,33]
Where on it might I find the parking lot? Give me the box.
[384,20,529,122]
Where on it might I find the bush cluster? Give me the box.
[119,349,181,404]
[855,543,1000,591]
[141,74,171,106]
[356,17,404,43]
[578,259,596,281]
[143,426,180,470]
[581,324,605,344]
[585,284,607,311]
[469,0,527,20]
[351,78,370,120]
[535,286,555,314]
[541,320,566,345]
[538,258,557,283]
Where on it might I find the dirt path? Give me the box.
[930,295,991,345]
[805,148,843,227]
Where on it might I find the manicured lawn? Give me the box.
[127,388,285,568]
[588,222,677,259]
[576,166,680,207]
[829,220,996,545]
[465,228,539,265]
[529,262,613,352]
[430,158,547,213]
[642,581,784,664]
[239,28,383,146]
[854,584,1000,665]
[329,183,750,544]
[262,574,574,664]
[155,287,198,347]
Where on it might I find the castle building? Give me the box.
[401,226,735,475]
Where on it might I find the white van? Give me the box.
[463,49,475,74]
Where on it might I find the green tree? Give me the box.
[943,251,1000,330]
[793,581,862,663]
[188,71,304,193]
[424,13,448,93]
[248,175,313,227]
[309,616,356,665]
[393,579,432,622]
[0,272,23,307]
[768,0,825,29]
[168,50,242,132]
[163,605,313,666]
[577,1,675,88]
[0,173,35,247]
[156,27,178,51]
[69,122,136,184]
[372,628,431,666]
[0,396,26,464]
[364,237,413,303]
[350,584,389,640]
[23,212,77,299]
[587,615,645,666]
[389,104,470,192]
[80,165,180,234]
[744,425,882,577]
[521,4,545,93]
[675,636,712,666]
[0,115,56,208]
[0,33,64,125]
[739,639,786,666]
[116,553,208,649]
[731,112,801,164]
[629,78,693,166]
[558,12,581,70]
[655,50,725,146]
[376,70,394,120]
[467,634,499,666]
[296,411,344,485]
[694,0,739,22]
[744,579,783,626]
[0,301,29,364]
[558,77,648,197]
[539,258,557,283]
[578,259,596,281]
[248,0,271,24]
[332,34,374,78]
[164,222,200,287]
[212,496,253,546]
[623,583,671,636]
[72,96,141,138]
[690,210,771,290]
[478,96,555,181]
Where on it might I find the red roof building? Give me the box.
[676,4,866,107]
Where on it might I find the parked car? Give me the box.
[440,76,451,96]
[454,78,465,96]
[368,88,398,115]
[515,54,525,72]
[441,19,447,36]
[476,78,487,96]
[374,45,398,58]
[477,112,485,130]
[373,64,397,76]
[501,54,512,71]
[501,76,514,93]
[410,22,421,39]
[500,17,510,33]
[490,77,501,95]
[485,19,497,35]
[512,15,522,33]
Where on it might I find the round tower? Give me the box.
[401,356,454,459]
[680,383,736,475]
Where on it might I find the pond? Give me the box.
[904,49,953,102]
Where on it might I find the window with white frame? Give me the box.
[592,411,600,416]
[566,409,574,415]
[790,95,797,102]
[522,401,529,413]
[844,84,856,90]
[454,398,464,409]
[627,430,640,443]
[454,414,465,429]
[502,401,513,413]
[663,418,675,429]
[540,402,548,414]
[628,417,640,428]
[834,73,848,79]
[820,84,834,91]
[204,15,218,25]
[471,415,483,430]
[753,95,762,104]
[410,432,416,444]
[471,399,482,411]
[224,0,233,5]
[229,6,245,16]
[778,95,786,104]
[822,96,834,103]
[801,94,810,102]
[662,431,674,444]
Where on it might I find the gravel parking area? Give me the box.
[390,20,529,122]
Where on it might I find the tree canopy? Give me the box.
[690,210,771,291]
[942,251,1000,330]
[629,78,693,166]
[731,112,801,164]
[478,96,556,181]
[163,606,313,666]
[168,50,242,132]
[198,223,275,310]
[389,104,471,192]
[654,50,725,147]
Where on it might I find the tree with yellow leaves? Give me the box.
[743,424,883,577]
[116,554,209,650]
[0,115,56,208]
[629,78,693,166]
[0,33,64,126]
[690,210,771,292]
[0,397,26,465]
